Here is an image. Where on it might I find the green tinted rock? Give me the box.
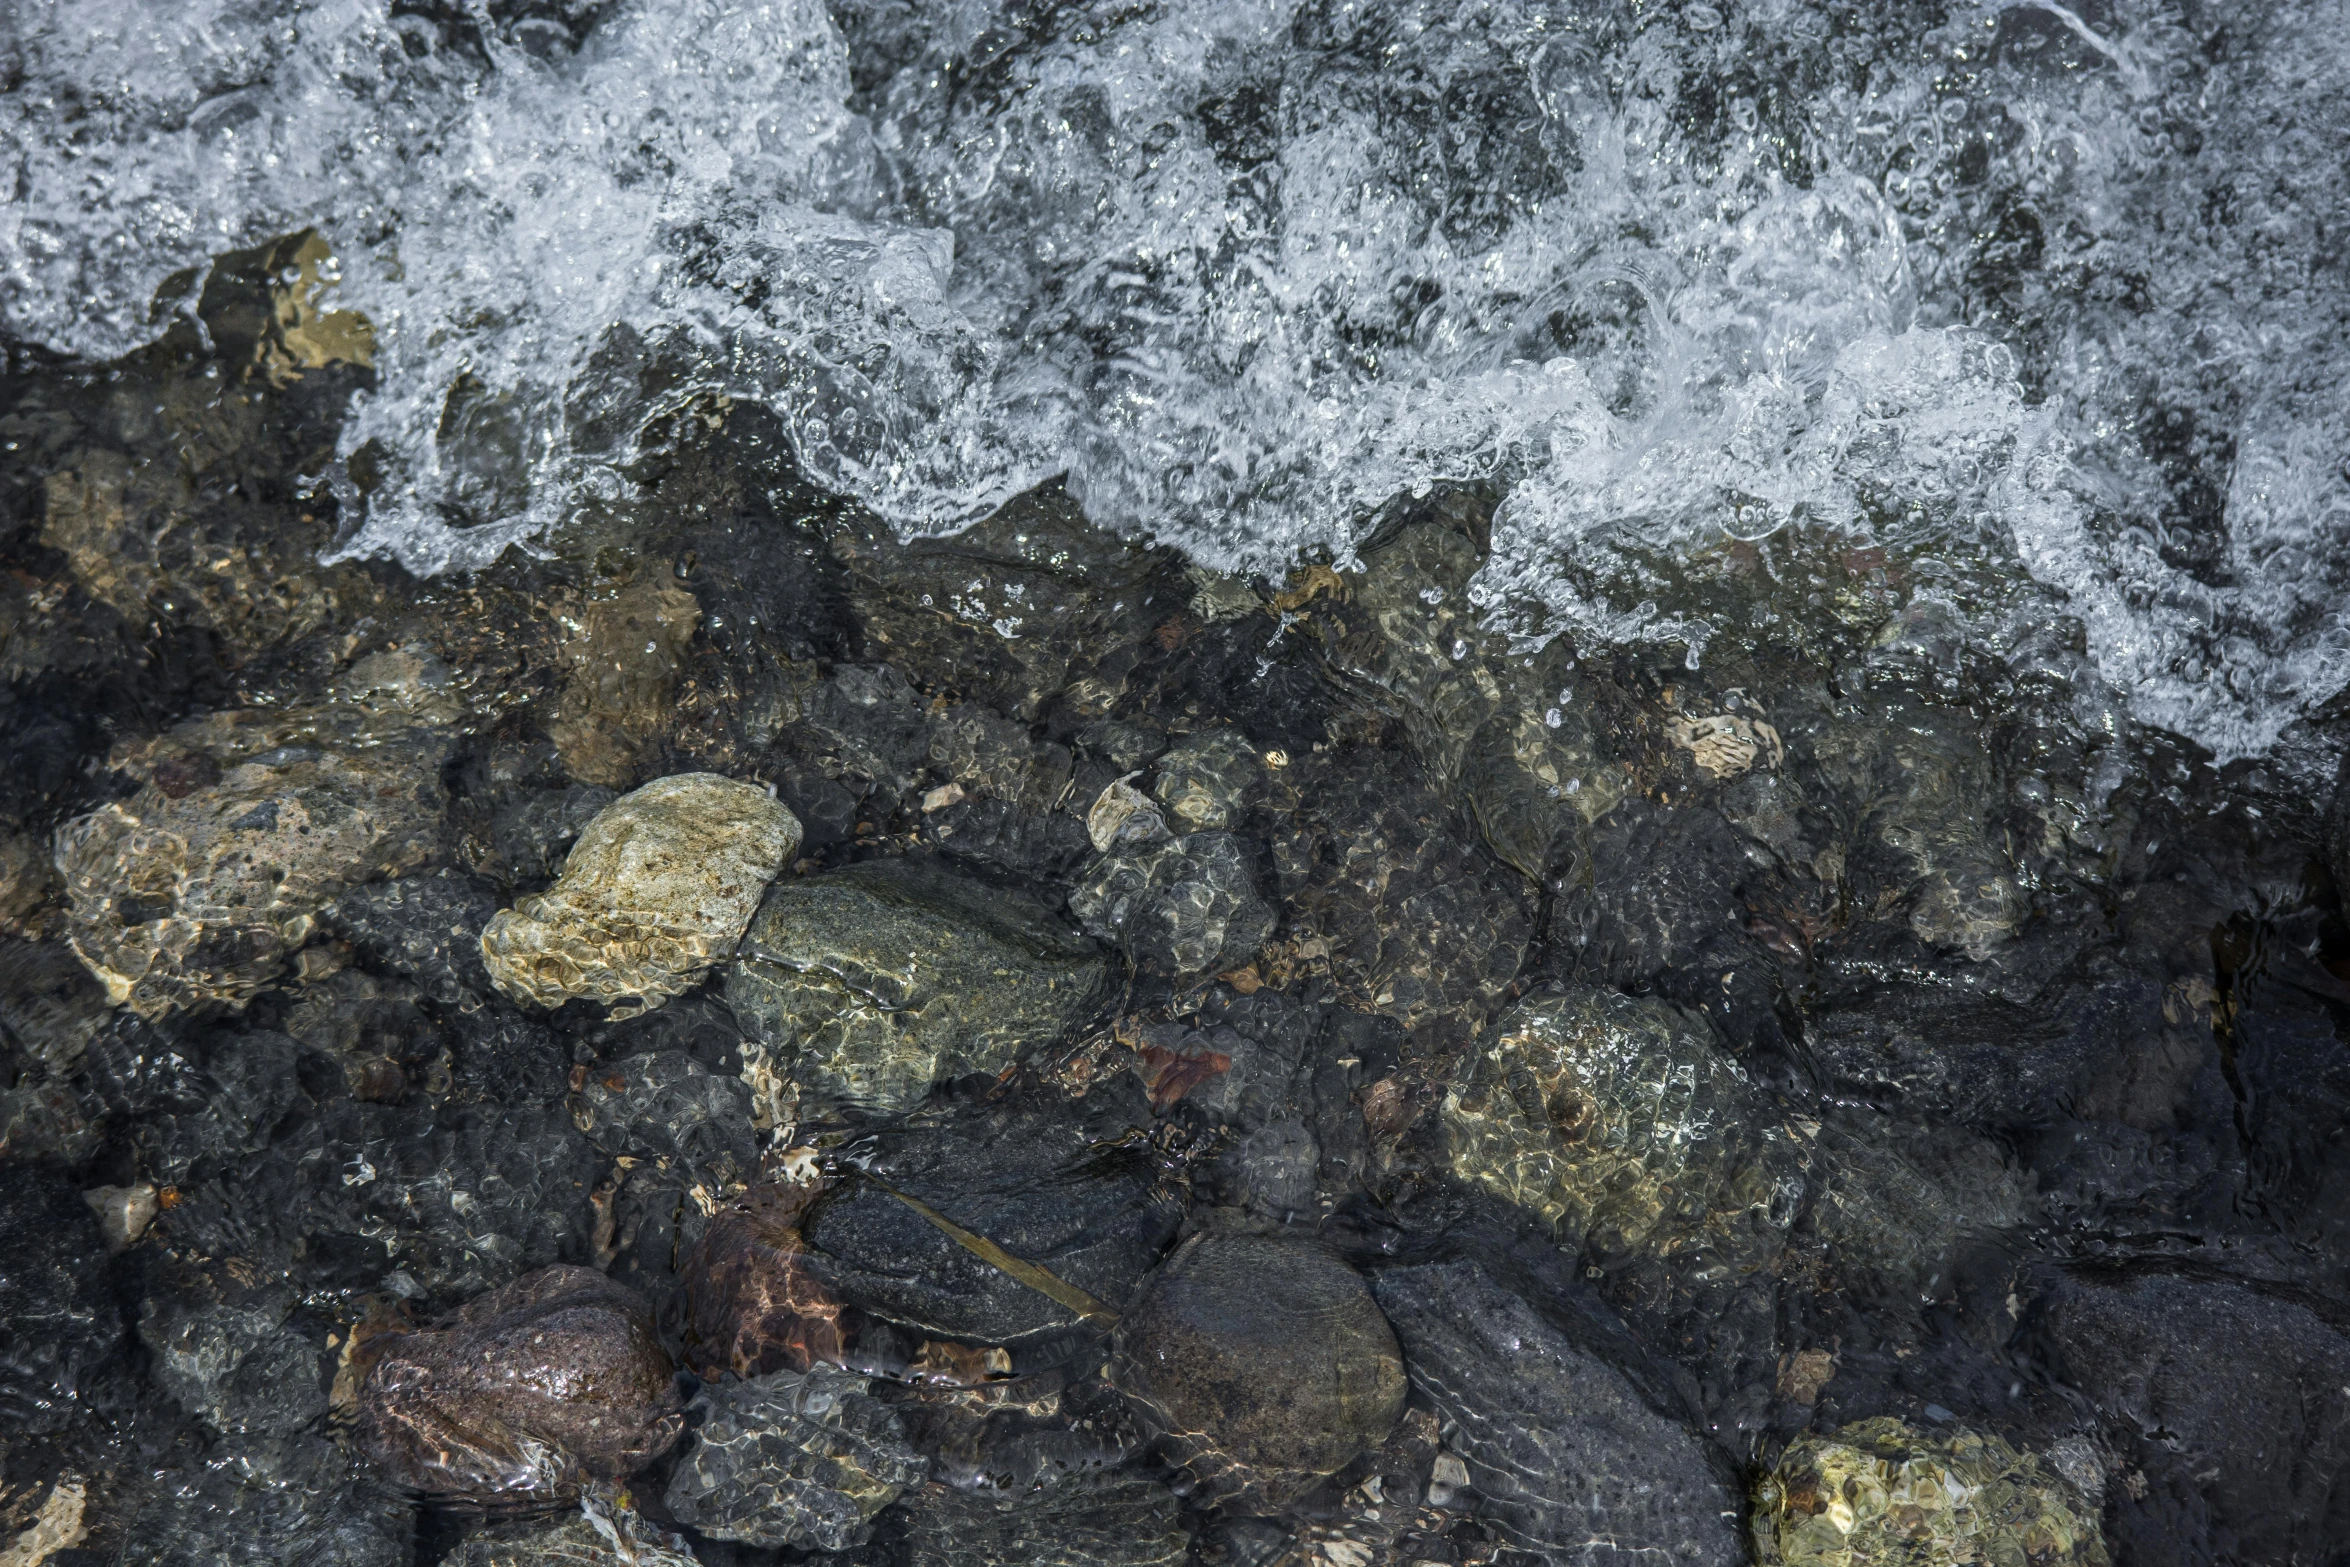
[726,857,1104,1115]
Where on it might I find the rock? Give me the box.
[54,741,445,1015]
[1269,747,1533,1044]
[1070,830,1273,978]
[443,1499,700,1567]
[489,782,620,890]
[139,1297,326,1436]
[546,572,700,787]
[675,1180,846,1379]
[480,773,798,1018]
[573,1049,758,1191]
[326,868,499,1004]
[1752,1417,2108,1567]
[727,857,1105,1115]
[2025,1270,2350,1565]
[899,1471,1191,1567]
[111,1432,411,1567]
[82,1182,159,1251]
[1372,1261,1744,1564]
[663,1362,924,1551]
[355,1265,682,1504]
[0,937,109,1073]
[1441,988,1808,1272]
[0,1168,122,1434]
[1108,1231,1405,1497]
[1087,775,1169,853]
[796,1099,1181,1344]
[1152,728,1260,831]
[1216,1120,1319,1219]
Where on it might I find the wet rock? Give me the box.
[444,1499,700,1567]
[326,867,499,1004]
[0,1168,122,1434]
[82,1181,160,1250]
[149,1090,602,1300]
[573,1049,758,1191]
[923,792,1097,882]
[1441,988,1808,1272]
[1108,1231,1405,1497]
[1086,775,1169,853]
[545,571,700,787]
[676,1180,846,1379]
[1216,1120,1319,1219]
[727,858,1104,1115]
[489,782,620,891]
[139,1297,326,1436]
[1269,747,1532,1043]
[480,772,798,1018]
[1552,795,1753,986]
[1802,694,2025,959]
[1372,1261,1743,1564]
[1152,728,1260,831]
[2027,1270,2350,1566]
[830,483,1177,720]
[54,741,446,1015]
[1071,830,1273,978]
[798,1100,1181,1344]
[1307,516,1620,880]
[897,1370,1147,1498]
[663,1362,924,1551]
[899,1471,1191,1567]
[356,1264,682,1504]
[1752,1417,2107,1567]
[0,938,109,1073]
[111,1432,411,1567]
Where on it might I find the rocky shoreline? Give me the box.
[2,238,2347,1566]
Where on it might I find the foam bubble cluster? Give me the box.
[4,0,2345,757]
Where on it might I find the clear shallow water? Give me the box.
[4,0,2345,760]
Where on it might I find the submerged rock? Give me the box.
[112,1432,412,1567]
[899,1471,1191,1567]
[55,742,444,1015]
[0,1168,123,1434]
[480,773,798,1018]
[545,571,700,788]
[1752,1417,2108,1567]
[1070,830,1273,978]
[1441,988,1808,1271]
[444,1500,700,1567]
[675,1180,846,1380]
[797,1099,1181,1345]
[572,1048,758,1192]
[1372,1261,1743,1564]
[1151,728,1260,831]
[663,1362,924,1551]
[355,1265,682,1504]
[727,857,1104,1114]
[1109,1231,1405,1497]
[140,1297,325,1437]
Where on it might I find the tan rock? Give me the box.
[54,743,445,1015]
[480,774,798,1018]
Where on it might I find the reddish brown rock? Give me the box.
[675,1182,848,1381]
[355,1265,682,1504]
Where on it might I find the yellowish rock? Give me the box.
[1441,988,1808,1269]
[480,774,798,1018]
[55,745,444,1016]
[1753,1418,2108,1567]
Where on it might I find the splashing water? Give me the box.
[4,0,2345,758]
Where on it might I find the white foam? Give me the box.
[4,0,2345,759]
